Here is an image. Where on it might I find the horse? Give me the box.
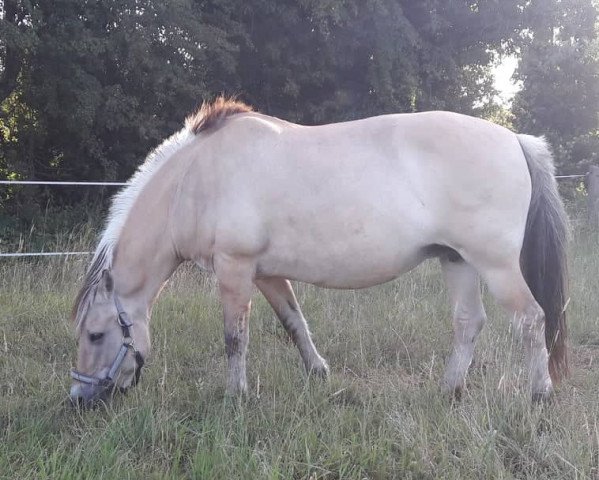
[69,97,569,407]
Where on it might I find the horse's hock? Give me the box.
[587,166,599,227]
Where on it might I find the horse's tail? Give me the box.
[517,134,570,383]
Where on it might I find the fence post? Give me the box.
[587,166,599,228]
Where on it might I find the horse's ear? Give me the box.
[101,269,114,294]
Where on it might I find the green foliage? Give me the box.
[0,0,238,221]
[5,0,236,181]
[513,0,599,172]
[237,0,526,123]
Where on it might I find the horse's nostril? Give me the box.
[70,391,99,409]
[69,389,87,408]
[70,383,105,409]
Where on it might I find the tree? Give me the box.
[236,0,527,124]
[1,0,240,219]
[513,0,599,172]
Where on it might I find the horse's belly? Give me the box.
[257,237,426,289]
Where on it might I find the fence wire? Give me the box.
[0,180,127,186]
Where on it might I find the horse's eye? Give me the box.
[89,332,104,343]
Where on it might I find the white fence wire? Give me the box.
[0,180,127,186]
[0,174,590,257]
[0,252,91,257]
[555,174,586,179]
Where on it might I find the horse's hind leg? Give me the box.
[441,258,487,397]
[255,277,329,377]
[478,262,552,399]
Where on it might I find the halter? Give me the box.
[71,295,145,389]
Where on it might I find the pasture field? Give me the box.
[1,224,599,479]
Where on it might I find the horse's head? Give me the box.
[70,270,148,408]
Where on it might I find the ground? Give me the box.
[1,224,598,479]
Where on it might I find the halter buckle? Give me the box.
[117,312,132,328]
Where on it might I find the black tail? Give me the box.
[517,134,570,382]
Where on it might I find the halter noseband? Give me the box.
[71,295,145,389]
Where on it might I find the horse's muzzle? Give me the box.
[69,368,141,408]
[70,381,113,408]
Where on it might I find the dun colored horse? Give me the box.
[70,98,568,407]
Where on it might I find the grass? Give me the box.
[1,225,599,479]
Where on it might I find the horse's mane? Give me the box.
[72,126,194,328]
[71,244,112,330]
[186,97,253,134]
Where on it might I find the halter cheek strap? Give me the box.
[71,295,145,389]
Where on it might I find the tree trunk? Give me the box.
[587,166,599,228]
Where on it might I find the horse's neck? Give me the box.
[108,134,200,312]
[111,190,181,313]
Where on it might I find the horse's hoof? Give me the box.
[451,385,463,402]
[441,380,464,402]
[532,390,554,404]
[307,361,330,379]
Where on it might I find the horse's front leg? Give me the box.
[255,277,329,377]
[215,255,255,396]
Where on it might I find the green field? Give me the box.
[1,226,598,479]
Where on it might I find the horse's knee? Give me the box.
[469,311,487,336]
[453,309,486,343]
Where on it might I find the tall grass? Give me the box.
[1,227,598,479]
